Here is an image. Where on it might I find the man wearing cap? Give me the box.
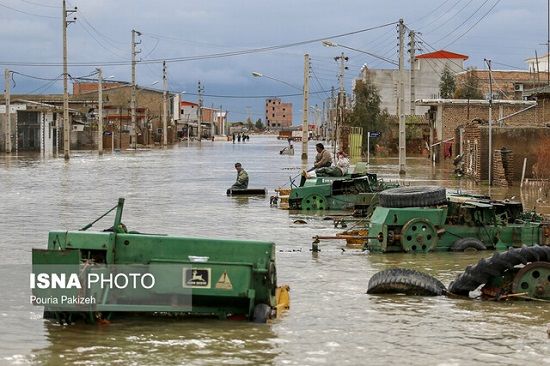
[231,162,249,189]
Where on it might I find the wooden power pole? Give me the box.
[301,53,310,160]
[398,18,407,175]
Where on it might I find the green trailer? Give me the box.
[31,198,289,323]
[365,186,550,253]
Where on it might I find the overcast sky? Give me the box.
[0,0,547,122]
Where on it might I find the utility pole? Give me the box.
[322,101,326,140]
[197,81,203,141]
[398,18,407,175]
[97,68,103,155]
[162,61,168,147]
[211,103,215,137]
[335,52,348,157]
[4,69,11,154]
[488,61,494,186]
[330,86,335,147]
[301,53,310,160]
[409,29,416,115]
[131,29,141,150]
[62,0,76,160]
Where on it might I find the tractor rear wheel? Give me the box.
[301,194,327,211]
[252,303,273,323]
[378,186,446,208]
[448,245,550,296]
[367,268,446,296]
[450,238,487,252]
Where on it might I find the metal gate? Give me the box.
[348,127,363,161]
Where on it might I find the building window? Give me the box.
[283,115,285,118]
[272,113,275,118]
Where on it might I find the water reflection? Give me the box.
[33,319,279,366]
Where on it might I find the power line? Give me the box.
[18,0,60,8]
[411,0,454,25]
[415,0,466,32]
[431,0,491,45]
[180,90,331,99]
[11,71,62,81]
[444,0,502,48]
[0,21,398,67]
[0,0,58,18]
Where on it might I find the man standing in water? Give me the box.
[231,162,249,189]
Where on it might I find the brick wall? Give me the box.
[441,103,538,142]
[464,123,550,183]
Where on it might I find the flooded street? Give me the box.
[1,136,549,365]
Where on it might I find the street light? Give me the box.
[321,39,398,66]
[251,71,302,91]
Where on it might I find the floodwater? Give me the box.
[0,136,549,365]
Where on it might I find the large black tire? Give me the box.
[448,245,550,296]
[367,268,446,296]
[378,186,447,208]
[450,238,487,252]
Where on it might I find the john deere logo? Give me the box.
[183,268,210,288]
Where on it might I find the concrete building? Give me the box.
[0,99,62,154]
[359,50,468,115]
[179,101,227,138]
[265,98,292,129]
[526,53,550,72]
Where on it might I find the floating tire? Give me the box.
[367,268,446,296]
[252,303,272,323]
[450,238,487,252]
[448,245,550,296]
[378,186,447,208]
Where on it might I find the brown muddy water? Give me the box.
[0,136,549,365]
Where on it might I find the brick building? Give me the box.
[73,82,178,147]
[265,98,292,129]
[524,85,550,123]
[455,69,549,100]
[417,99,538,162]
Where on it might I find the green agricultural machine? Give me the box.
[287,168,398,212]
[366,186,550,253]
[367,245,550,301]
[31,198,289,324]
